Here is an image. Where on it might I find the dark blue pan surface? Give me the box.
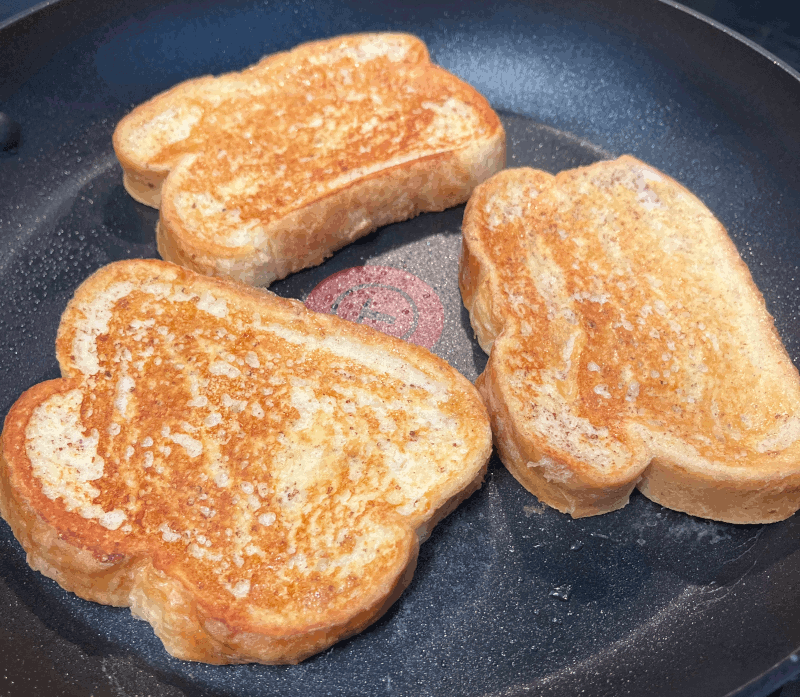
[1,1,799,695]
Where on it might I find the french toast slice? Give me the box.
[0,259,491,664]
[460,156,800,523]
[113,33,505,286]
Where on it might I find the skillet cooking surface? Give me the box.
[1,1,800,695]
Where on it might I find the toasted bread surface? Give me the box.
[459,156,800,522]
[0,259,491,664]
[113,33,505,286]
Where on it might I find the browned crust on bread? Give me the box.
[1,259,492,663]
[636,458,800,524]
[156,138,505,286]
[122,170,165,208]
[474,367,639,517]
[113,33,505,286]
[460,157,800,522]
[0,381,149,605]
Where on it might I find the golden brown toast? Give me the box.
[0,259,491,664]
[460,156,800,523]
[113,33,505,286]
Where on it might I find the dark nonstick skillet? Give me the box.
[2,1,800,695]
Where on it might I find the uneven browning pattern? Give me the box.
[460,157,800,522]
[1,260,491,663]
[114,33,505,285]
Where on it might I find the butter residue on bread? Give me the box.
[460,156,800,522]
[113,33,505,286]
[0,259,491,664]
